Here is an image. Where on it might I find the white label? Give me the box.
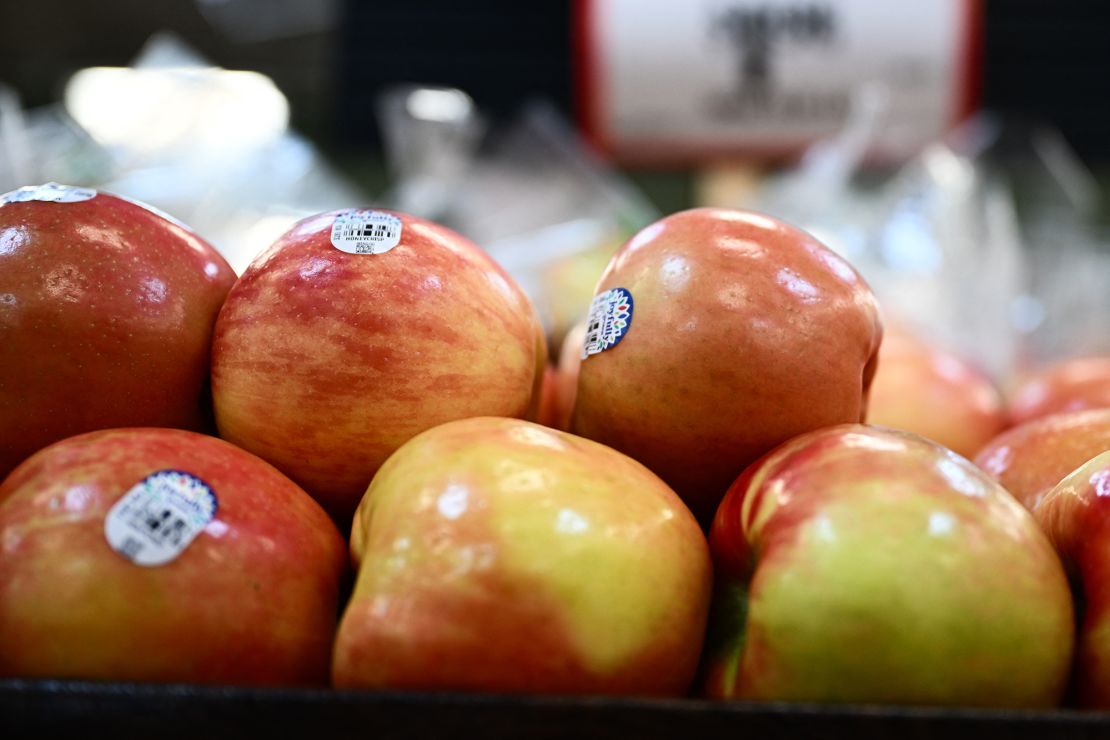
[582,287,634,360]
[330,210,403,254]
[0,182,97,205]
[584,0,970,161]
[104,470,218,567]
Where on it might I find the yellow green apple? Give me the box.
[332,417,712,696]
[704,424,1073,707]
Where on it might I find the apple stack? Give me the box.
[1,184,1109,710]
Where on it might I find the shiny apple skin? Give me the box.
[332,417,712,696]
[1035,451,1110,707]
[211,210,544,522]
[571,208,882,524]
[866,332,1007,459]
[704,424,1073,707]
[975,409,1110,512]
[1010,357,1110,426]
[0,191,236,479]
[0,428,346,685]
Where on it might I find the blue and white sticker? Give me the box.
[1,182,97,206]
[330,209,403,254]
[104,470,218,567]
[581,287,634,360]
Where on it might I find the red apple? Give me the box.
[211,209,545,522]
[1035,450,1110,708]
[536,321,586,432]
[1010,357,1110,426]
[571,208,882,523]
[705,424,1073,706]
[0,183,236,479]
[975,409,1110,511]
[866,331,1007,458]
[0,427,346,685]
[332,417,712,695]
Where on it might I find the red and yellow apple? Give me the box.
[1035,450,1110,708]
[975,409,1110,512]
[332,417,712,696]
[865,331,1007,458]
[704,424,1073,707]
[0,427,346,685]
[0,184,235,479]
[211,210,545,522]
[1010,357,1110,426]
[571,208,882,523]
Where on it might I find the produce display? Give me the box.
[4,183,1110,712]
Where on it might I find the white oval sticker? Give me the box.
[104,470,218,567]
[1,182,97,205]
[330,209,403,254]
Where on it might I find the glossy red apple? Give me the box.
[0,427,346,685]
[571,208,882,523]
[975,409,1110,511]
[866,331,1007,458]
[705,424,1073,706]
[0,183,236,479]
[1010,357,1110,426]
[211,209,545,522]
[332,417,712,695]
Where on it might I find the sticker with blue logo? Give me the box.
[104,470,219,567]
[581,287,634,360]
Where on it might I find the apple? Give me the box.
[536,320,586,432]
[865,330,1007,458]
[1034,448,1110,710]
[975,409,1110,512]
[0,427,346,685]
[703,424,1074,707]
[332,416,712,696]
[571,208,882,523]
[0,183,236,480]
[1034,450,1110,708]
[1010,356,1110,426]
[211,209,545,522]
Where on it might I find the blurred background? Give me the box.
[3,0,1110,383]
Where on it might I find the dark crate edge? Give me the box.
[3,679,1109,740]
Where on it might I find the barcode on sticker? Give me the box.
[581,287,635,360]
[104,470,218,567]
[330,210,403,254]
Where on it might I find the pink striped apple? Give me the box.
[332,417,712,696]
[571,208,882,524]
[1035,450,1110,707]
[211,210,545,522]
[704,424,1073,707]
[0,184,235,479]
[0,428,346,685]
